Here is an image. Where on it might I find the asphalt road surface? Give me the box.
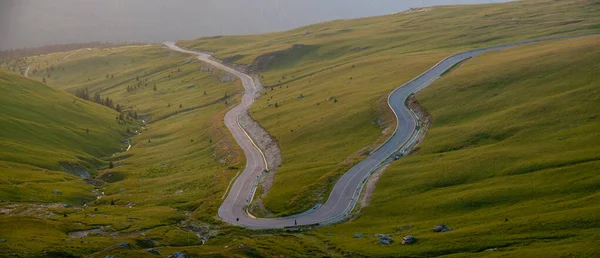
[164,34,594,229]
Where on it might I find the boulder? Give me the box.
[433,222,453,232]
[379,237,393,245]
[402,235,415,245]
[146,249,161,255]
[353,233,364,238]
[0,238,6,243]
[375,234,393,245]
[53,189,62,195]
[168,251,189,258]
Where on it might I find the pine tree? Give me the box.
[42,77,46,83]
[109,161,114,169]
[93,92,102,104]
[153,84,157,91]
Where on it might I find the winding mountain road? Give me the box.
[63,49,82,60]
[165,34,594,229]
[23,48,80,78]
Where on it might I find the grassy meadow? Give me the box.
[1,0,599,257]
[317,34,600,257]
[0,46,251,257]
[180,0,600,216]
[23,46,240,122]
[0,70,134,204]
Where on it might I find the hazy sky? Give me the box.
[0,0,512,50]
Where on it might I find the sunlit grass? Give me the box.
[319,34,600,257]
[181,0,600,216]
[1,0,599,256]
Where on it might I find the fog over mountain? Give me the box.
[0,0,511,50]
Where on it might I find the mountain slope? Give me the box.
[23,46,239,123]
[0,46,245,257]
[1,1,599,256]
[180,0,600,216]
[0,70,130,203]
[323,34,600,257]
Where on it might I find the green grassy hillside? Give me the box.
[0,46,250,257]
[180,0,599,65]
[180,0,600,215]
[77,33,600,258]
[1,1,599,257]
[321,34,600,257]
[23,46,240,122]
[0,70,131,203]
